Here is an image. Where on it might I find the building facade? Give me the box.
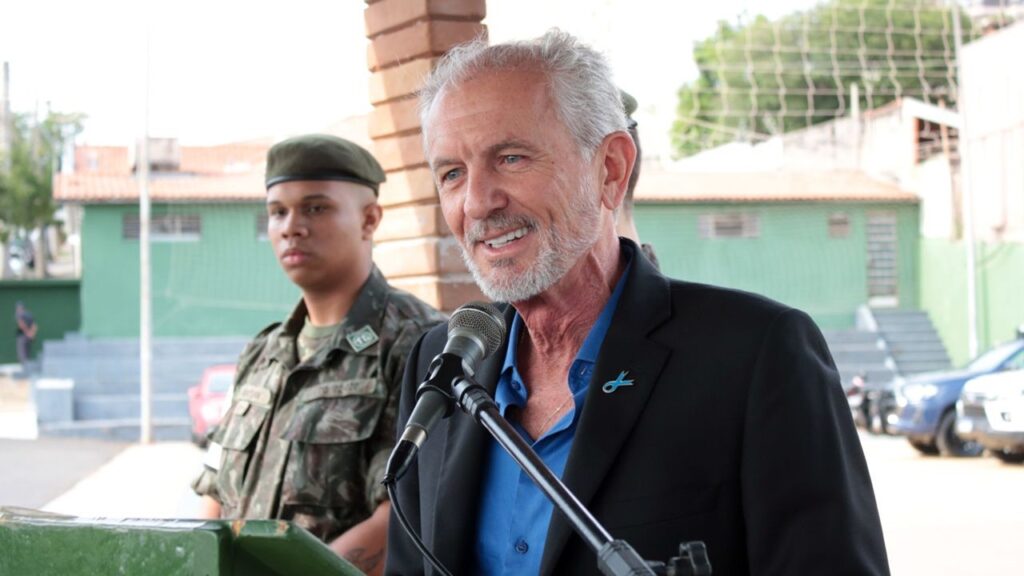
[634,172,920,330]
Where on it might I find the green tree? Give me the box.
[671,0,976,158]
[0,110,84,278]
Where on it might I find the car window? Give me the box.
[207,371,235,394]
[966,342,1023,372]
[1004,350,1024,372]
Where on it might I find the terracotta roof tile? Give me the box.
[59,141,272,202]
[74,146,130,175]
[54,173,266,203]
[179,143,269,174]
[71,142,271,176]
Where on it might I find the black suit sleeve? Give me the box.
[741,308,889,575]
[385,332,428,576]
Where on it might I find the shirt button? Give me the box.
[512,381,522,392]
[514,538,529,554]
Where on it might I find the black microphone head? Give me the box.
[448,301,505,358]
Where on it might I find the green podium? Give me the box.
[0,507,364,576]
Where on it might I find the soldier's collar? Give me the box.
[333,266,389,355]
[280,266,390,358]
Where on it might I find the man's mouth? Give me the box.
[483,226,530,249]
[281,247,309,264]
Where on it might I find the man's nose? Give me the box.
[463,170,508,221]
[280,212,308,238]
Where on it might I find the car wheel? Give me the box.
[935,410,983,457]
[909,440,940,456]
[992,450,1024,464]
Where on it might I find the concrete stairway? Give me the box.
[37,334,249,441]
[871,309,952,375]
[822,329,896,391]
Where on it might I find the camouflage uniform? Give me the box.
[192,267,444,543]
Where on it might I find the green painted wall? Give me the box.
[920,238,1024,367]
[81,203,299,338]
[634,202,920,329]
[0,280,81,364]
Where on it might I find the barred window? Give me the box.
[828,213,851,238]
[698,213,760,239]
[123,214,201,241]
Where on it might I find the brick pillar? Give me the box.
[365,0,487,312]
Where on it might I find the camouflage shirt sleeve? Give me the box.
[363,317,442,510]
[189,327,276,502]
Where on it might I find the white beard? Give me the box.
[459,178,601,303]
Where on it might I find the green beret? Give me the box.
[620,90,638,117]
[265,134,386,194]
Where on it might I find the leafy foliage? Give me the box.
[671,0,976,158]
[0,110,84,275]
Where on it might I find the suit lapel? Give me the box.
[540,245,673,575]
[429,305,515,574]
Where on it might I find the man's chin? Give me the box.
[464,248,562,301]
[472,267,559,303]
[283,268,323,292]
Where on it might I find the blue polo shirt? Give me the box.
[472,260,631,575]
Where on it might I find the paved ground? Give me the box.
[0,437,128,509]
[40,441,205,519]
[860,432,1024,575]
[0,375,205,518]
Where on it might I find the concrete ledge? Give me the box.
[33,378,74,424]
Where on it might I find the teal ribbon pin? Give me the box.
[602,371,635,394]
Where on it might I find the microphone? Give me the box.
[385,301,506,482]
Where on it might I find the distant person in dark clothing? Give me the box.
[15,302,37,370]
[615,90,660,269]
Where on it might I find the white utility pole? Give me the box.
[1,62,10,170]
[139,33,153,444]
[851,83,861,169]
[952,2,980,360]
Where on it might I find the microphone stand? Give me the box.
[450,375,711,576]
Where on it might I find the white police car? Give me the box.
[957,369,1024,464]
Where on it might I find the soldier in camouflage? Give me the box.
[192,134,444,575]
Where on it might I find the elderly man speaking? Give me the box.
[386,30,889,576]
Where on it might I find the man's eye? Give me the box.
[503,154,523,164]
[305,205,325,214]
[268,208,286,218]
[441,168,463,183]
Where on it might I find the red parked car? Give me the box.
[187,364,237,446]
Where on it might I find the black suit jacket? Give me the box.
[386,240,889,575]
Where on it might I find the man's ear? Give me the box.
[362,201,383,240]
[597,131,637,211]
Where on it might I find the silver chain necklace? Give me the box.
[537,393,574,435]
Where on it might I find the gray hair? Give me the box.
[418,29,627,157]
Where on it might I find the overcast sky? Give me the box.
[0,0,816,158]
